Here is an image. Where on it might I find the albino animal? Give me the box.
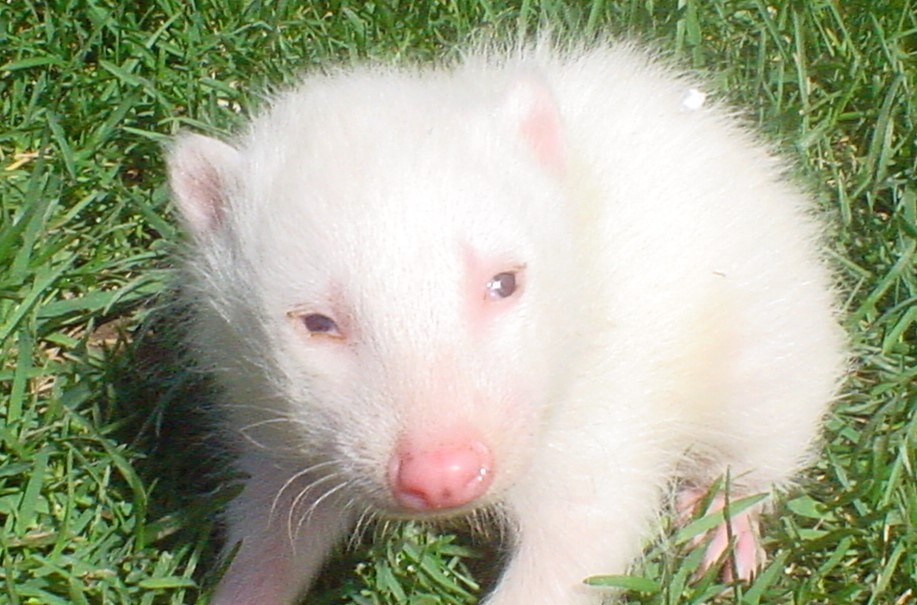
[167,40,846,605]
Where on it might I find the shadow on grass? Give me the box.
[99,300,233,602]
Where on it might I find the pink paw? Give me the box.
[677,487,766,582]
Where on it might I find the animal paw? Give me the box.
[676,487,767,582]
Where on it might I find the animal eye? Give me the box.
[300,313,342,338]
[485,271,518,300]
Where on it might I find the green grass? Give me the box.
[1,1,914,603]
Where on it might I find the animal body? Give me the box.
[167,40,846,605]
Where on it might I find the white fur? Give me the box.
[167,40,847,605]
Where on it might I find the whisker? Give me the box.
[349,505,379,549]
[291,481,352,553]
[269,460,339,521]
[286,473,345,546]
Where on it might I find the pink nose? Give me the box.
[390,440,494,511]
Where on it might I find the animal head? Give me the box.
[168,65,583,518]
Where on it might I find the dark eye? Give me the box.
[485,271,518,300]
[300,313,342,338]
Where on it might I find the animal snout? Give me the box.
[389,437,494,512]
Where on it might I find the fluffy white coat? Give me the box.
[167,41,846,605]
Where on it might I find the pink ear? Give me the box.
[166,133,241,235]
[499,76,565,174]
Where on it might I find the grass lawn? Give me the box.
[1,1,914,603]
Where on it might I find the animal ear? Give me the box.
[167,133,241,235]
[498,75,565,174]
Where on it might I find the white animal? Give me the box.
[167,40,847,605]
